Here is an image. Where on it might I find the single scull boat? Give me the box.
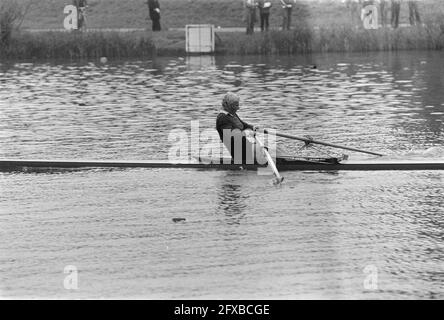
[0,157,443,171]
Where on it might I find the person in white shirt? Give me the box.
[257,0,272,32]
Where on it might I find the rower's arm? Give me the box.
[242,120,254,130]
[241,120,260,133]
[234,114,255,131]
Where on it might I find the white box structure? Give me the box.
[185,25,215,54]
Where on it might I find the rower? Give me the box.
[216,92,262,165]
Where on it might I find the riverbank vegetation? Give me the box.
[217,19,444,55]
[1,0,444,59]
[0,0,31,46]
[1,31,157,60]
[16,0,444,30]
[2,21,442,60]
[2,22,444,59]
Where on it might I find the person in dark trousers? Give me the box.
[147,0,161,31]
[72,0,88,30]
[408,0,421,26]
[257,0,272,32]
[280,0,296,30]
[391,0,401,28]
[244,0,257,35]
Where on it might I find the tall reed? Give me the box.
[217,24,313,55]
[313,23,444,52]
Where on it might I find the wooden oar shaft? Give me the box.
[262,129,384,157]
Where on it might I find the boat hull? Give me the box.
[0,159,443,171]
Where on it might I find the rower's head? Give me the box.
[222,92,240,114]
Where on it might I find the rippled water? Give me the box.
[0,51,443,299]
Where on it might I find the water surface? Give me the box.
[0,51,443,299]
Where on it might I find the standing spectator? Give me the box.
[78,0,88,30]
[147,0,161,31]
[379,0,388,27]
[408,0,421,26]
[257,0,272,32]
[391,0,401,28]
[72,0,88,31]
[280,0,296,30]
[244,0,257,35]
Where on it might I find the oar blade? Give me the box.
[273,176,284,185]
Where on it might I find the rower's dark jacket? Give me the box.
[216,112,254,163]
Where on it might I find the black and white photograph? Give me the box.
[0,0,443,305]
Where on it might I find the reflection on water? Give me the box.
[186,55,216,71]
[0,52,443,299]
[216,172,248,225]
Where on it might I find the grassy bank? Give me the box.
[1,31,158,59]
[2,21,443,60]
[16,0,444,30]
[217,22,444,55]
[313,23,444,52]
[1,0,444,59]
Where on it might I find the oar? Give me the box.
[254,134,284,185]
[261,128,384,157]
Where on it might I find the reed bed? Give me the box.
[0,31,156,60]
[313,21,444,52]
[2,0,443,59]
[216,24,312,55]
[216,23,444,55]
[1,19,443,60]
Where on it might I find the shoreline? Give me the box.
[1,0,443,60]
[1,24,443,61]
